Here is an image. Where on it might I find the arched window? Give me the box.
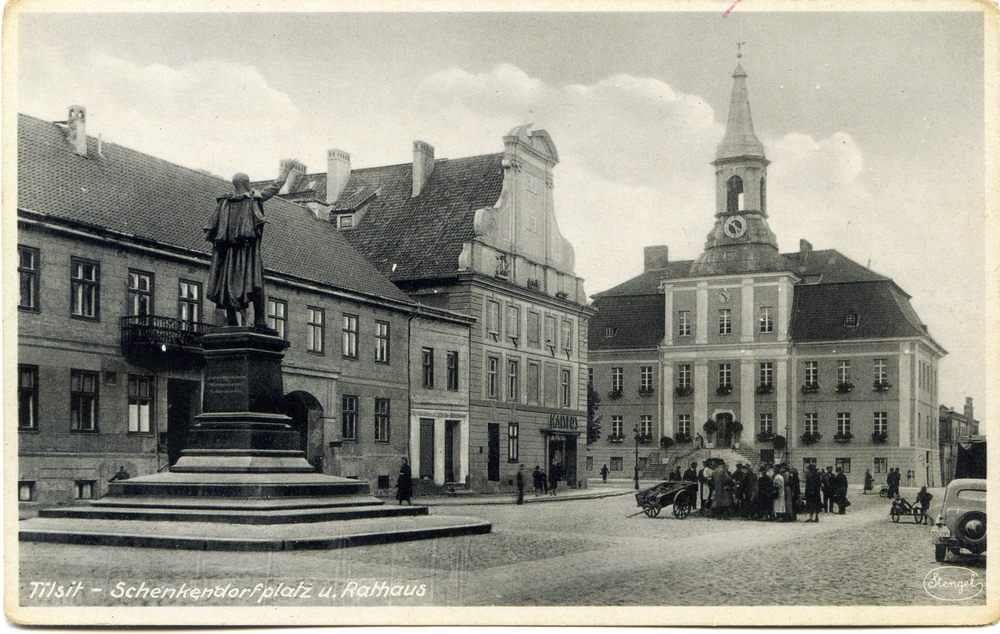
[727,175,744,213]
[760,177,766,214]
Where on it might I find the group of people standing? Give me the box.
[680,460,851,522]
[531,464,562,496]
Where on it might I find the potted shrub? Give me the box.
[772,434,787,450]
[833,431,854,443]
[703,419,718,436]
[659,436,675,450]
[871,430,888,443]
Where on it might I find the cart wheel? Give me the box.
[891,509,900,523]
[673,493,692,519]
[879,488,888,498]
[935,544,948,563]
[643,504,660,518]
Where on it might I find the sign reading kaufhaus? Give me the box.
[545,413,579,431]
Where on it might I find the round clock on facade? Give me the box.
[718,289,732,303]
[723,215,747,238]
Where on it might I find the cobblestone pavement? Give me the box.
[16,487,986,610]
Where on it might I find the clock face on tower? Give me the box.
[723,215,747,239]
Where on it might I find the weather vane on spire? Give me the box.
[737,41,746,59]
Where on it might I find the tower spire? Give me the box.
[716,49,766,162]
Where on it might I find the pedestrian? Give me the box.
[863,468,874,495]
[532,465,547,495]
[887,467,900,498]
[515,464,525,505]
[600,464,609,483]
[710,460,735,518]
[396,458,413,505]
[788,467,801,518]
[821,466,834,512]
[754,465,774,521]
[683,461,698,483]
[742,464,758,517]
[549,463,560,495]
[700,460,715,510]
[834,467,850,514]
[804,463,822,522]
[914,486,934,524]
[695,433,704,448]
[771,465,786,520]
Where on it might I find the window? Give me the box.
[18,246,39,311]
[545,315,557,350]
[507,423,519,462]
[805,361,819,386]
[306,307,325,353]
[611,416,624,437]
[507,358,519,402]
[178,280,202,326]
[422,348,435,388]
[759,413,773,435]
[837,360,851,384]
[604,327,618,338]
[70,258,99,319]
[727,175,744,213]
[677,364,691,389]
[610,457,624,471]
[527,361,541,404]
[759,362,773,388]
[640,366,654,392]
[718,363,732,388]
[341,395,358,441]
[874,412,888,435]
[338,215,353,228]
[18,481,35,502]
[507,305,520,343]
[874,457,888,474]
[611,367,624,393]
[70,370,98,432]
[527,311,541,348]
[487,300,501,339]
[487,356,500,399]
[719,309,731,335]
[375,321,390,363]
[342,314,358,358]
[874,358,888,383]
[837,412,851,436]
[447,351,459,391]
[804,413,819,435]
[803,457,817,469]
[127,375,153,433]
[267,299,287,339]
[639,415,653,438]
[374,398,390,443]
[760,306,773,333]
[845,313,859,328]
[75,480,95,499]
[835,457,851,474]
[19,365,38,431]
[128,270,154,317]
[678,311,691,337]
[562,320,573,354]
[586,456,594,471]
[561,368,572,407]
[678,414,691,436]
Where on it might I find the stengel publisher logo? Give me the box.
[922,567,984,601]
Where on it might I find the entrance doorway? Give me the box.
[282,391,324,470]
[166,379,200,466]
[419,418,434,479]
[547,434,578,488]
[445,420,460,483]
[487,423,500,482]
[716,412,734,448]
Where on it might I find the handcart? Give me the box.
[634,481,698,519]
[890,496,926,524]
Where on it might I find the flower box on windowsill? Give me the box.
[833,432,854,443]
[608,434,625,443]
[716,384,733,396]
[800,432,822,445]
[637,434,655,444]
[638,387,655,397]
[674,432,693,444]
[871,431,888,444]
[675,386,694,398]
[801,383,820,394]
[756,385,773,395]
[835,382,855,394]
[873,381,893,393]
[756,431,775,443]
[607,390,623,400]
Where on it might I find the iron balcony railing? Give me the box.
[120,314,216,351]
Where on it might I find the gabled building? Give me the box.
[939,398,980,485]
[270,125,593,491]
[16,107,473,511]
[589,60,945,486]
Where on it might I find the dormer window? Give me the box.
[845,313,860,328]
[338,215,353,228]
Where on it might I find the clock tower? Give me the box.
[691,56,787,276]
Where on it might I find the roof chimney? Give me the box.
[965,397,974,420]
[67,105,87,156]
[644,245,669,272]
[326,149,351,204]
[278,159,306,195]
[412,140,435,197]
[800,239,813,254]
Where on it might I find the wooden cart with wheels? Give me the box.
[635,481,698,519]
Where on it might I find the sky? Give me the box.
[12,4,993,423]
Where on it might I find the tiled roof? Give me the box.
[17,113,412,305]
[271,154,506,282]
[589,294,664,351]
[789,280,928,342]
[591,261,696,298]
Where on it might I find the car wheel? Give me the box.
[643,504,660,518]
[955,511,987,550]
[935,544,948,563]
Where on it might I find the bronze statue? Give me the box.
[205,164,292,326]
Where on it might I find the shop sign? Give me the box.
[548,414,578,430]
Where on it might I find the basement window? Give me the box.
[604,327,617,338]
[845,314,860,328]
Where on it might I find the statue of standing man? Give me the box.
[205,163,292,327]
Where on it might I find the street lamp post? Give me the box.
[633,426,640,490]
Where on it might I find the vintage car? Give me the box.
[931,478,986,562]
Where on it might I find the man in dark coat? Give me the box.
[833,467,849,514]
[683,462,699,483]
[515,464,525,504]
[821,466,834,512]
[710,461,735,518]
[205,164,291,326]
[532,465,547,495]
[600,464,610,483]
[396,458,413,505]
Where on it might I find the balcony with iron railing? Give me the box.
[120,315,216,370]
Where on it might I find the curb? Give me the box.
[420,489,634,507]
